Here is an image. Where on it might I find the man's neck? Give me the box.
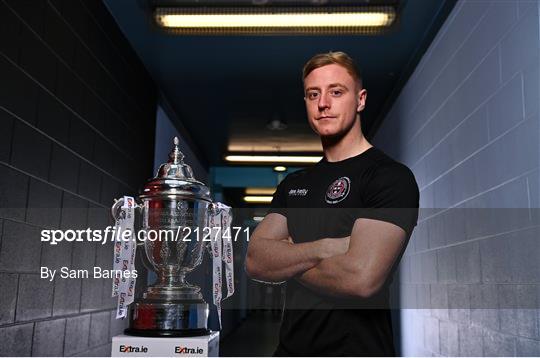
[322,123,373,163]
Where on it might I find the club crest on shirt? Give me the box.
[325,177,351,204]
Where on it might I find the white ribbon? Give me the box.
[219,204,235,300]
[111,196,137,319]
[209,203,234,328]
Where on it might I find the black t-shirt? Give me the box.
[269,147,419,356]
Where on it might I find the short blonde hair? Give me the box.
[302,51,362,88]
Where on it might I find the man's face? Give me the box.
[303,64,367,138]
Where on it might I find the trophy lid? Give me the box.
[140,137,211,201]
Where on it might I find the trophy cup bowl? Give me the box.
[112,138,215,337]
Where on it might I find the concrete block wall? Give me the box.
[0,0,156,356]
[373,0,539,356]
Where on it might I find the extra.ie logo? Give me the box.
[175,346,204,354]
[119,345,148,353]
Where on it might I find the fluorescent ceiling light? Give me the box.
[273,166,287,172]
[154,6,396,35]
[244,196,273,203]
[227,142,322,152]
[225,155,322,164]
[245,187,276,195]
[158,12,393,28]
[253,216,265,222]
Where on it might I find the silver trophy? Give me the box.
[111,137,229,337]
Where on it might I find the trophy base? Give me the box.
[126,300,210,337]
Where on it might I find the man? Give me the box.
[245,51,419,356]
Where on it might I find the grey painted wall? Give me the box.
[374,0,539,356]
[0,0,156,356]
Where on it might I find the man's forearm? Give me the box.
[246,238,327,282]
[297,253,363,297]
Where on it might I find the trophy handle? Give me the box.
[204,201,233,255]
[111,196,143,221]
[111,197,124,221]
[111,197,156,273]
[111,197,140,221]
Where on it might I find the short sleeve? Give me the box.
[358,163,420,236]
[268,176,288,217]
